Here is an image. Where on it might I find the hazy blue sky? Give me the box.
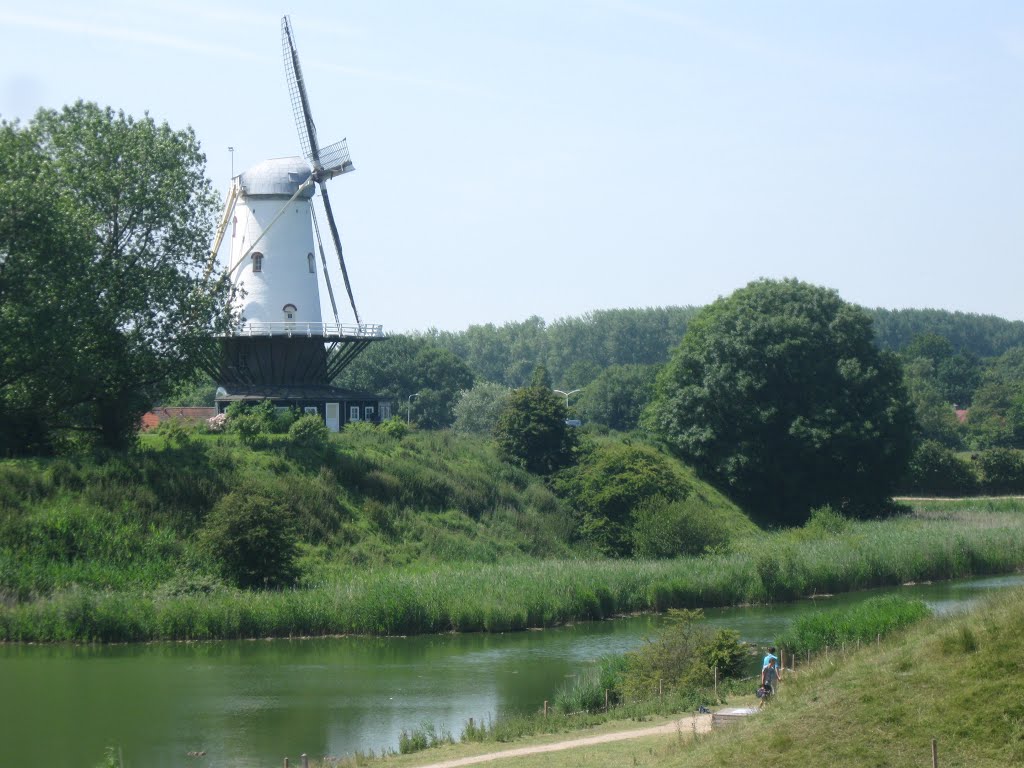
[2,1,1022,332]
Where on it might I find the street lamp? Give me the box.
[553,389,581,409]
[407,392,420,423]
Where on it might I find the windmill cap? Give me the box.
[239,156,315,199]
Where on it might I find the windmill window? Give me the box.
[308,253,316,273]
[283,303,297,320]
[251,252,263,272]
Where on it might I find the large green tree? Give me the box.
[452,381,512,435]
[646,279,914,525]
[0,102,232,453]
[577,363,659,431]
[965,347,1024,449]
[494,366,576,474]
[334,335,473,428]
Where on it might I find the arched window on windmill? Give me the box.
[251,251,263,273]
[283,303,297,322]
[308,252,316,273]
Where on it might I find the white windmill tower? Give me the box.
[205,16,387,430]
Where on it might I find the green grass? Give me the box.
[3,502,1024,641]
[776,594,931,656]
[4,429,1024,642]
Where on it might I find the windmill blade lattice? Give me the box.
[281,15,360,323]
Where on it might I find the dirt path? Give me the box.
[409,714,713,768]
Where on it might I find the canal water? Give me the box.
[3,573,1021,768]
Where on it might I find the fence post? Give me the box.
[544,700,549,718]
[605,689,609,712]
[284,759,289,768]
[302,755,309,768]
[932,738,938,768]
[714,665,718,697]
[469,717,474,732]
[659,678,663,701]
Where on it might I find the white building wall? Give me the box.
[230,195,323,326]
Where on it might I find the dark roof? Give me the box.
[215,385,388,402]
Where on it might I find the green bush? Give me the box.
[800,505,851,537]
[631,494,732,557]
[197,490,300,589]
[151,417,197,447]
[226,400,295,445]
[553,440,684,556]
[902,440,979,496]
[619,608,747,700]
[288,413,329,447]
[977,448,1024,494]
[378,416,409,439]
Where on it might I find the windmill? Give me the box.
[204,16,389,431]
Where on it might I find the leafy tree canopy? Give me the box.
[494,366,576,474]
[577,363,659,432]
[0,102,231,453]
[334,335,473,428]
[452,381,512,435]
[646,278,915,525]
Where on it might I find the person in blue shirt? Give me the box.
[762,646,782,680]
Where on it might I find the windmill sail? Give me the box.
[281,15,360,322]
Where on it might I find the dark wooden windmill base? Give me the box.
[206,335,389,429]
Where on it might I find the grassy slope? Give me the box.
[379,586,1024,768]
[673,587,1024,767]
[0,428,752,596]
[6,432,1024,642]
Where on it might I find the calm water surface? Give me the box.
[3,573,1021,768]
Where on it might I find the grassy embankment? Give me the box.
[2,428,1024,642]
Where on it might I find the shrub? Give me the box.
[631,494,732,558]
[620,608,747,700]
[226,400,292,445]
[902,440,978,496]
[229,412,264,447]
[802,505,850,536]
[198,490,300,589]
[288,414,329,448]
[152,417,196,447]
[977,448,1024,494]
[378,416,409,439]
[552,441,683,556]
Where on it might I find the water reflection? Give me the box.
[2,573,1021,768]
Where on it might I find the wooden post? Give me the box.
[714,665,718,697]
[932,738,938,768]
[544,700,549,718]
[469,717,474,731]
[302,755,309,768]
[284,759,289,768]
[605,689,609,712]
[659,678,663,701]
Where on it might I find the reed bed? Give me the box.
[3,506,1023,642]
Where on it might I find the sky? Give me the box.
[1,1,1022,333]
